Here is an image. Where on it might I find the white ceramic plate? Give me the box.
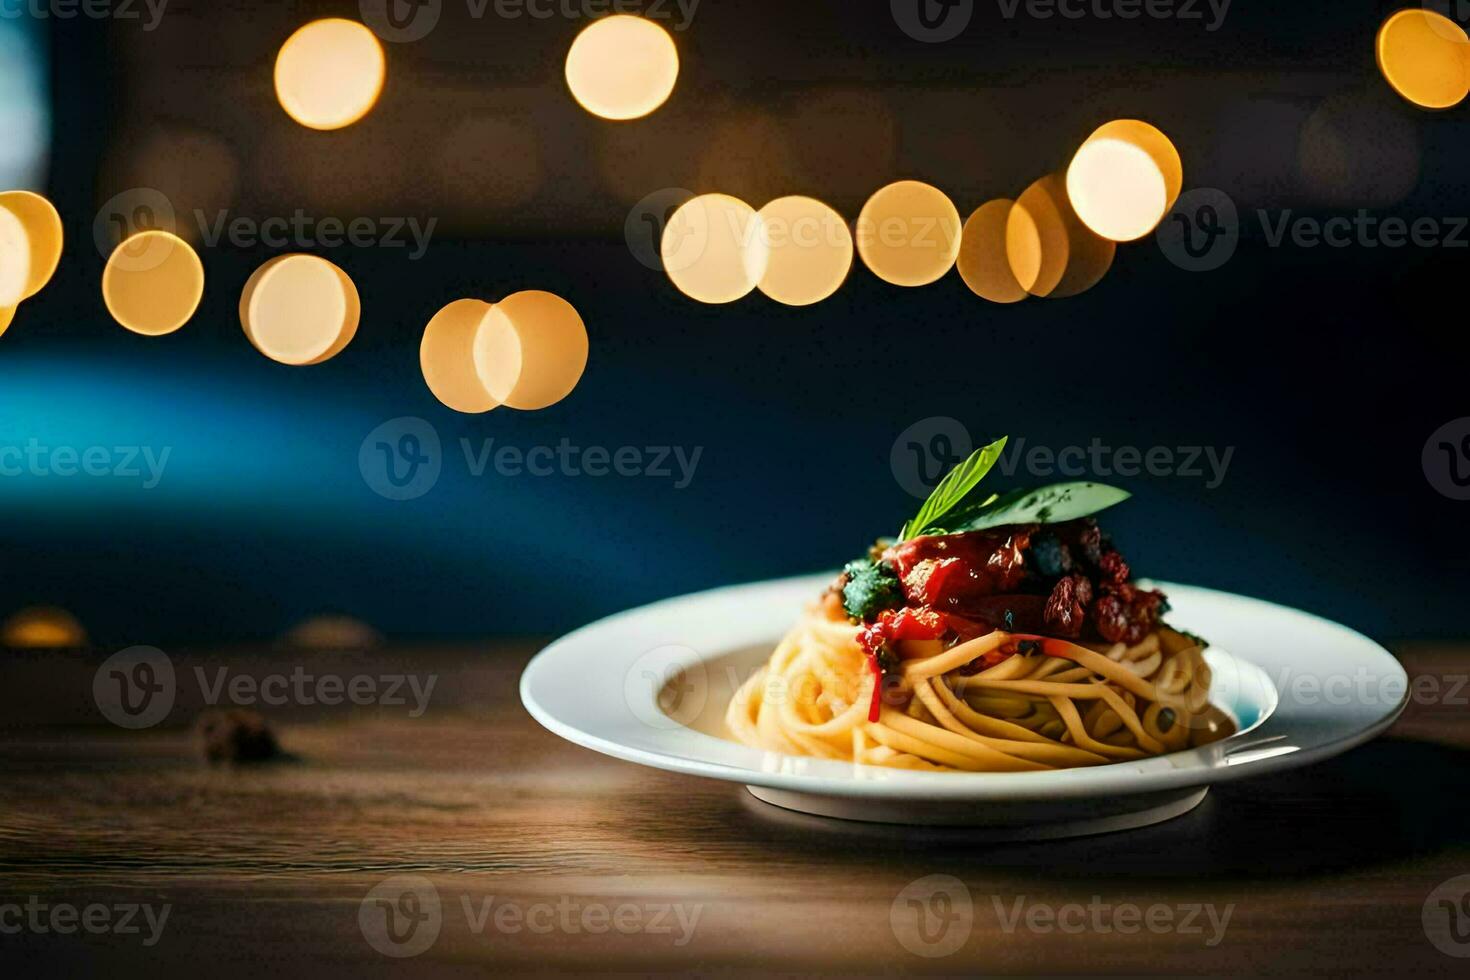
[522,576,1408,837]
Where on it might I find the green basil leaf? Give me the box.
[944,482,1132,533]
[899,436,1008,540]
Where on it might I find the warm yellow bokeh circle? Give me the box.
[275,18,386,131]
[1376,9,1470,109]
[958,200,1028,305]
[102,230,205,337]
[474,290,589,411]
[421,298,501,414]
[240,254,360,365]
[855,180,962,287]
[566,15,679,121]
[1066,120,1182,242]
[0,190,63,300]
[1008,175,1115,299]
[0,204,31,309]
[661,193,769,304]
[757,196,853,306]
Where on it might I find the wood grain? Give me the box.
[2,643,1470,976]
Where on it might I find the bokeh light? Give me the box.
[1298,89,1421,208]
[1008,175,1115,299]
[696,114,798,209]
[757,196,853,306]
[474,290,589,411]
[661,193,769,304]
[0,304,14,338]
[103,128,241,239]
[1376,9,1470,109]
[1,606,87,649]
[957,200,1027,304]
[0,202,31,308]
[280,615,383,651]
[1066,120,1182,242]
[274,18,386,131]
[855,180,962,287]
[239,254,360,366]
[565,15,679,121]
[101,230,204,337]
[0,190,61,299]
[421,298,501,414]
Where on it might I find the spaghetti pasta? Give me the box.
[725,435,1237,771]
[726,607,1235,772]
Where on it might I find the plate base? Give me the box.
[745,785,1209,839]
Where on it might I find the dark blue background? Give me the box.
[1,1,1466,643]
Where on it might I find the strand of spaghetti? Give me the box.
[914,680,1109,767]
[775,665,870,738]
[930,679,1057,744]
[878,709,1051,771]
[1043,666,1095,683]
[1095,685,1166,755]
[1023,637,1161,701]
[1126,634,1162,661]
[725,668,766,745]
[864,722,999,771]
[959,678,1113,698]
[863,743,947,771]
[902,632,1010,681]
[1047,695,1149,760]
[1029,657,1076,681]
[866,718,1039,772]
[1120,650,1163,679]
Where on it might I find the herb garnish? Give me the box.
[898,437,1132,540]
[842,558,903,622]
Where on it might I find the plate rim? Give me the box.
[521,574,1409,801]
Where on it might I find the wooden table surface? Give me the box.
[3,642,1470,977]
